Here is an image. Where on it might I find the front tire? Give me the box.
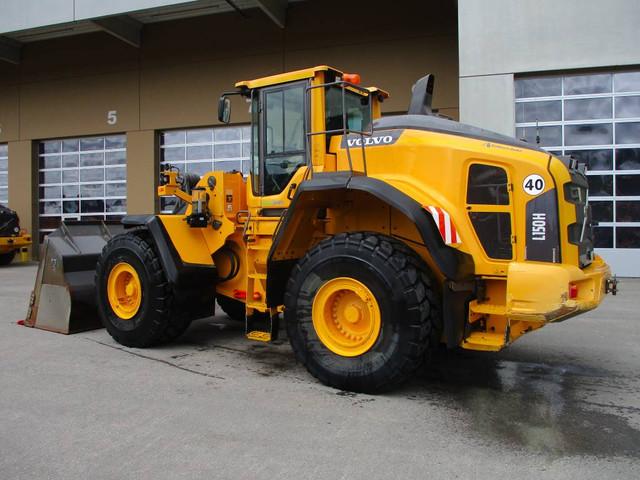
[96,232,192,347]
[0,250,16,266]
[285,232,439,393]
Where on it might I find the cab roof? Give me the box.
[235,65,389,98]
[235,65,341,89]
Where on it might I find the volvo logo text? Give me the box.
[347,135,394,147]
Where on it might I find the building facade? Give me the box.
[1,0,638,275]
[0,0,458,239]
[459,0,640,275]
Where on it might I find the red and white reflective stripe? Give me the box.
[425,206,461,244]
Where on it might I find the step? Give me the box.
[469,302,507,316]
[246,331,271,342]
[246,301,268,311]
[461,332,506,352]
[248,273,267,280]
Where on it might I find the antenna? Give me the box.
[535,119,540,145]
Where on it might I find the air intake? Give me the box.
[408,74,435,115]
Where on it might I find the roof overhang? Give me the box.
[0,0,298,63]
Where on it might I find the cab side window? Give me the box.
[263,84,306,196]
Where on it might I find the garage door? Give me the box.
[515,71,640,276]
[159,125,250,212]
[38,135,127,241]
[0,144,7,205]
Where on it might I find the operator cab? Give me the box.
[217,66,388,203]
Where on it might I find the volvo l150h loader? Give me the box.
[26,66,617,392]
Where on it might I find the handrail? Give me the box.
[305,80,374,178]
[273,208,288,238]
[241,210,252,242]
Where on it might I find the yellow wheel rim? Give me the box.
[107,262,142,320]
[312,277,381,357]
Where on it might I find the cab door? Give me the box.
[243,81,309,321]
[249,80,309,214]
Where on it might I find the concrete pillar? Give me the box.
[126,130,157,215]
[459,74,515,136]
[7,140,36,255]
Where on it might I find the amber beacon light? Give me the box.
[343,73,361,84]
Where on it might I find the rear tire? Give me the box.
[96,232,193,347]
[217,295,245,322]
[0,250,16,266]
[285,232,439,393]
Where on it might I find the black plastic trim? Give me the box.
[525,189,561,263]
[373,114,546,153]
[259,208,286,217]
[122,215,155,227]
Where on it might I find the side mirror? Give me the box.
[218,95,231,124]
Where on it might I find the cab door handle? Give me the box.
[287,183,297,201]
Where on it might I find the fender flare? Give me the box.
[347,175,473,280]
[267,173,474,305]
[121,215,217,288]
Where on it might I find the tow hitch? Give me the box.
[605,275,618,296]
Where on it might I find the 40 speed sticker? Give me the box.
[522,174,545,196]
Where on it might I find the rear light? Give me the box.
[232,289,261,301]
[569,283,579,299]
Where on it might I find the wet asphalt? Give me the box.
[1,263,639,479]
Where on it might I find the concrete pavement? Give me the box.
[1,263,639,479]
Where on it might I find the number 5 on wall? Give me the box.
[107,110,118,125]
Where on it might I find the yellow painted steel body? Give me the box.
[324,129,612,351]
[157,171,238,266]
[0,232,32,255]
[107,262,142,319]
[311,277,381,357]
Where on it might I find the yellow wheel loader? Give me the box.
[0,204,31,265]
[26,66,617,392]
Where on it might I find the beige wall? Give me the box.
[0,85,19,141]
[126,130,157,214]
[7,141,36,254]
[0,0,458,241]
[20,70,141,140]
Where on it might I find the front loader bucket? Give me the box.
[25,221,125,334]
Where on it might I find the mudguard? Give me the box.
[121,215,217,288]
[267,173,474,305]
